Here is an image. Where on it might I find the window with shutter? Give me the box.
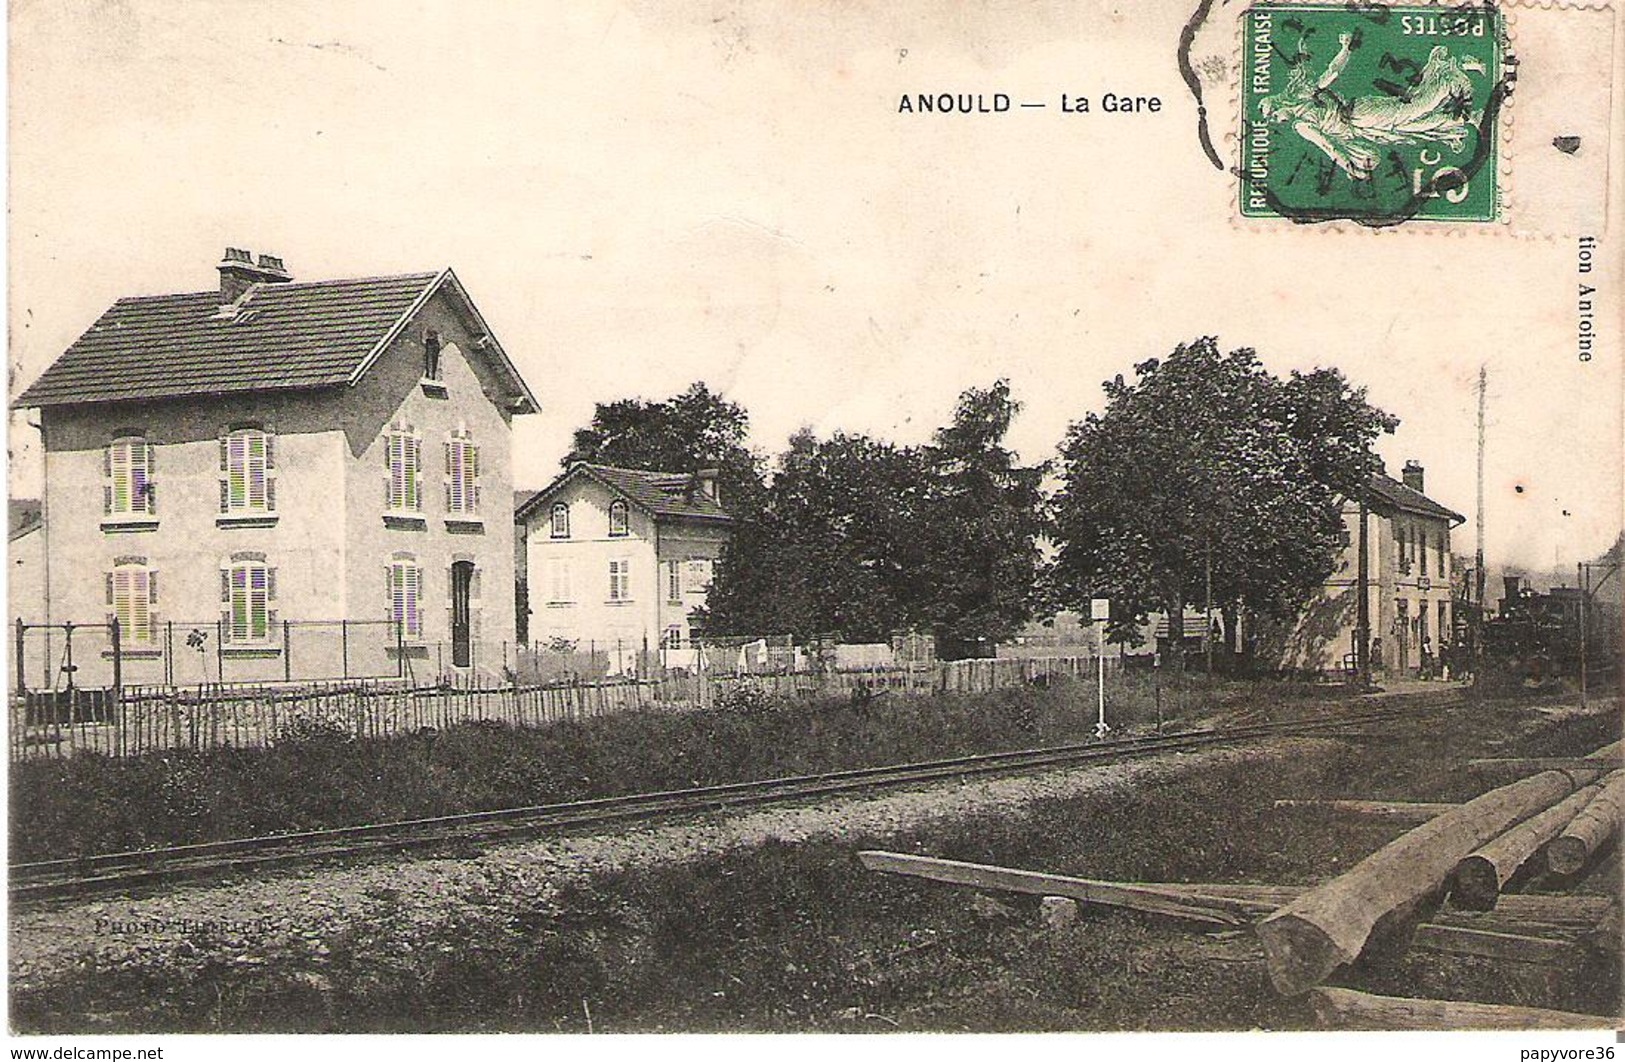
[105,436,156,519]
[222,558,272,642]
[388,558,424,638]
[220,428,275,515]
[108,560,156,643]
[386,429,423,512]
[609,559,631,602]
[549,559,573,603]
[445,433,480,515]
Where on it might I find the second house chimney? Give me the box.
[218,247,294,304]
[1402,460,1425,495]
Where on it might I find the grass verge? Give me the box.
[13,695,1616,1033]
[12,673,1347,861]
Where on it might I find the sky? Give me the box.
[7,0,1621,575]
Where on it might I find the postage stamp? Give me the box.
[1239,3,1509,224]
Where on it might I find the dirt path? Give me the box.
[10,737,1341,992]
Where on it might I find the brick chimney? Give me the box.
[217,248,293,304]
[1402,460,1425,494]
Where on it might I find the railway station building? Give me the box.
[1270,462,1466,678]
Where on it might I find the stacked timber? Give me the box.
[1449,776,1610,909]
[1254,743,1615,996]
[1308,988,1613,1030]
[1546,771,1625,875]
[855,852,1616,952]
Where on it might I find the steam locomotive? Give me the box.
[1477,575,1618,684]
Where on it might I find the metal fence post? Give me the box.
[215,617,224,684]
[341,619,350,679]
[284,619,292,682]
[63,621,76,695]
[109,617,123,755]
[14,619,25,697]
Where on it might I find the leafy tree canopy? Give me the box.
[563,381,765,512]
[1051,338,1397,657]
[703,381,1047,652]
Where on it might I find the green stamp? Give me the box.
[1240,3,1509,224]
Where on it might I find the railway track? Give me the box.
[10,702,1448,904]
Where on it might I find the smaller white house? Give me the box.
[515,464,732,671]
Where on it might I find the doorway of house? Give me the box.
[451,561,474,669]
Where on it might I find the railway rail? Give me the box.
[11,701,1449,904]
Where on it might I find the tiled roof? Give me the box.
[16,273,439,407]
[14,268,539,414]
[1368,473,1466,525]
[517,463,731,523]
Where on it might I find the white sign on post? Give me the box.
[1089,598,1110,737]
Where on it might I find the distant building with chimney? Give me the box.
[515,464,732,669]
[12,248,539,687]
[1270,461,1466,677]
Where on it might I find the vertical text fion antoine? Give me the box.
[1577,236,1595,362]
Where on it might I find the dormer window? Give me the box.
[608,500,629,537]
[550,503,571,539]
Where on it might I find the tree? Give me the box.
[703,381,1047,652]
[703,428,929,641]
[916,380,1049,656]
[563,381,765,513]
[1051,338,1397,671]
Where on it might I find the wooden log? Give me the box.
[1307,987,1613,1031]
[1273,799,1458,825]
[1409,924,1580,965]
[1470,757,1623,773]
[1114,882,1615,940]
[859,854,1618,952]
[1489,893,1617,929]
[855,851,1251,925]
[1435,896,1617,938]
[1465,739,1622,780]
[1255,766,1608,996]
[1451,779,1607,910]
[1547,770,1625,875]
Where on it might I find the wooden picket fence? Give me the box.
[9,654,1112,761]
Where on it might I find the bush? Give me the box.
[713,682,778,716]
[273,713,356,748]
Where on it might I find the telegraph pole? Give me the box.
[1356,495,1371,688]
[1473,366,1487,664]
[1577,562,1588,708]
[1204,537,1214,677]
